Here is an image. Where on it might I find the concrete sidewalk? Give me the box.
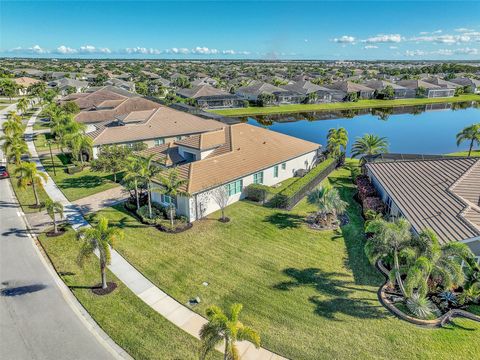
[73,186,129,215]
[25,107,287,360]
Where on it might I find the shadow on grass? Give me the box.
[88,206,148,230]
[309,295,386,321]
[59,175,109,190]
[264,212,304,229]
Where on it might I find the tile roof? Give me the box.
[327,81,374,93]
[135,143,185,167]
[366,158,480,244]
[236,81,287,96]
[61,86,135,110]
[176,84,230,99]
[175,128,227,150]
[13,77,42,87]
[282,80,331,95]
[363,80,407,90]
[396,79,441,90]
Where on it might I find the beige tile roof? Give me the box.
[135,143,184,167]
[366,158,480,244]
[328,81,374,93]
[175,128,226,150]
[89,106,224,146]
[64,89,130,110]
[14,77,42,87]
[159,123,320,194]
[177,84,230,99]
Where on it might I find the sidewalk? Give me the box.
[73,186,129,215]
[25,108,286,359]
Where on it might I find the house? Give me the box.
[449,77,480,94]
[363,80,415,99]
[423,78,462,91]
[191,77,218,87]
[13,77,43,95]
[86,105,225,158]
[144,123,320,221]
[325,81,375,100]
[236,81,304,104]
[60,86,135,110]
[49,78,89,95]
[281,80,340,103]
[176,84,244,109]
[365,156,480,256]
[396,80,454,98]
[105,78,136,92]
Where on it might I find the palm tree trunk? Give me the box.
[169,198,174,228]
[32,177,40,206]
[113,172,117,183]
[223,338,229,360]
[101,263,107,289]
[468,139,474,157]
[134,180,140,210]
[393,250,407,297]
[147,182,152,218]
[221,208,225,221]
[53,213,57,233]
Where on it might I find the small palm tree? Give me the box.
[15,161,48,207]
[65,132,92,164]
[2,119,23,137]
[123,156,143,210]
[157,169,189,228]
[456,123,480,157]
[326,127,348,157]
[77,217,124,290]
[351,134,388,161]
[199,303,260,360]
[17,97,29,115]
[307,185,348,227]
[138,154,162,218]
[1,135,28,164]
[45,198,64,234]
[6,110,22,123]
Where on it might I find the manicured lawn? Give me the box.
[210,94,480,116]
[7,163,49,213]
[269,177,299,194]
[33,132,55,152]
[38,229,221,360]
[33,118,50,131]
[41,153,119,201]
[91,165,480,360]
[448,150,480,157]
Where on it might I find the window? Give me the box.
[161,194,172,204]
[176,136,183,141]
[227,179,243,196]
[253,171,264,184]
[281,162,286,170]
[154,138,165,146]
[274,165,279,178]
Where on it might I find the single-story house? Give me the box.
[325,81,375,100]
[86,105,225,158]
[365,156,480,256]
[144,123,320,221]
[423,78,462,90]
[236,81,304,104]
[176,84,244,109]
[105,78,136,93]
[13,77,43,95]
[49,78,89,95]
[396,80,454,98]
[363,80,415,99]
[60,85,135,110]
[281,80,340,103]
[191,77,218,87]
[449,77,480,94]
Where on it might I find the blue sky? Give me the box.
[1,1,479,60]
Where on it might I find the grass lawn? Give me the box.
[33,118,50,131]
[91,164,480,360]
[41,153,119,201]
[7,163,50,213]
[33,132,55,152]
[38,229,221,360]
[448,150,480,157]
[210,94,480,116]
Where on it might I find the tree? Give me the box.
[345,92,358,102]
[91,145,131,182]
[199,303,260,360]
[138,154,162,218]
[380,85,395,100]
[211,185,230,221]
[27,82,46,97]
[2,119,23,136]
[135,81,148,95]
[65,133,92,164]
[157,169,189,228]
[307,185,348,227]
[45,198,64,234]
[351,134,388,160]
[0,78,19,100]
[17,97,29,115]
[61,101,80,115]
[15,161,48,207]
[416,86,427,98]
[40,89,58,104]
[123,156,144,210]
[456,123,480,157]
[258,92,275,107]
[1,134,28,164]
[326,127,348,158]
[77,217,124,290]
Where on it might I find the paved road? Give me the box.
[0,104,116,360]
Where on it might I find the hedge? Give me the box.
[245,183,272,203]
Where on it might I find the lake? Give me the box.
[244,101,480,155]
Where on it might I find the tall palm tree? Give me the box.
[199,303,260,360]
[123,156,143,210]
[326,127,348,157]
[2,119,23,136]
[45,198,64,234]
[15,161,48,207]
[157,169,189,228]
[17,97,29,115]
[1,135,28,164]
[138,154,162,218]
[307,185,348,227]
[6,110,22,123]
[65,132,92,164]
[77,216,124,290]
[365,218,413,297]
[456,123,480,157]
[351,134,389,161]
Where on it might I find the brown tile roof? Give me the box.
[327,81,374,93]
[176,84,230,99]
[61,86,135,110]
[14,77,42,87]
[88,106,224,146]
[158,123,320,194]
[366,158,480,244]
[135,143,184,167]
[175,128,226,150]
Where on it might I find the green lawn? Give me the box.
[41,153,119,201]
[33,132,55,152]
[90,165,480,360]
[448,150,480,157]
[7,163,50,213]
[211,94,480,116]
[38,229,221,360]
[33,118,51,131]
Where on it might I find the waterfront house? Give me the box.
[423,78,461,91]
[365,156,480,256]
[396,79,454,98]
[449,77,480,94]
[281,80,337,103]
[363,80,415,99]
[325,81,375,100]
[176,84,244,109]
[236,81,304,105]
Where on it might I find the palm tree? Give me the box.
[157,169,189,228]
[2,135,28,164]
[65,132,92,164]
[365,218,413,297]
[326,127,348,158]
[456,123,480,157]
[123,156,143,210]
[2,119,23,136]
[45,198,64,234]
[138,154,162,218]
[351,134,388,161]
[199,303,260,360]
[307,185,348,227]
[17,97,29,115]
[15,161,48,207]
[6,110,22,123]
[77,216,124,290]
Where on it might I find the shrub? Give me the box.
[406,293,436,319]
[66,164,82,174]
[268,193,289,208]
[362,197,385,215]
[246,184,272,203]
[356,176,377,201]
[136,203,166,225]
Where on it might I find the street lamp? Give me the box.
[47,140,56,176]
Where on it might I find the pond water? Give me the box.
[244,101,480,155]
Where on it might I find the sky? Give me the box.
[1,1,480,60]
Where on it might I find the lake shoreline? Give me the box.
[210,94,480,117]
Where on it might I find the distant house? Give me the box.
[13,68,45,79]
[59,85,135,110]
[282,80,340,103]
[141,123,320,221]
[325,81,375,100]
[191,77,218,87]
[449,77,480,94]
[13,77,43,95]
[423,78,461,91]
[396,80,454,98]
[236,81,304,104]
[105,78,136,92]
[363,80,415,99]
[176,84,244,109]
[48,78,89,95]
[365,156,480,256]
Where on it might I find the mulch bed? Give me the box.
[45,228,67,237]
[307,213,349,231]
[218,217,231,223]
[157,222,193,233]
[91,282,117,295]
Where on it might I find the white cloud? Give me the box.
[10,44,49,54]
[56,45,77,54]
[432,29,443,34]
[191,46,219,55]
[362,34,403,43]
[455,28,475,33]
[78,45,111,54]
[124,47,161,55]
[165,47,191,54]
[389,46,398,49]
[364,45,378,49]
[410,33,478,45]
[405,50,426,57]
[405,47,479,57]
[333,35,356,44]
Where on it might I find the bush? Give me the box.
[355,175,377,201]
[66,164,82,174]
[268,193,289,208]
[362,197,385,215]
[246,184,272,203]
[136,203,166,225]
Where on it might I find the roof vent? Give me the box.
[237,147,241,151]
[263,141,266,144]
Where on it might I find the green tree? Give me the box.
[456,123,480,157]
[60,101,80,115]
[2,119,23,136]
[17,97,29,115]
[123,156,144,210]
[199,303,260,360]
[27,82,46,97]
[45,198,64,234]
[135,81,148,95]
[138,154,162,218]
[77,216,124,290]
[65,133,92,164]
[381,85,395,100]
[258,92,275,107]
[1,134,28,164]
[0,78,19,100]
[15,161,48,207]
[156,169,189,228]
[351,134,389,161]
[307,185,348,227]
[91,145,131,182]
[326,127,348,157]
